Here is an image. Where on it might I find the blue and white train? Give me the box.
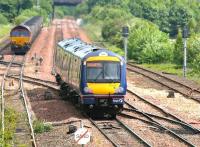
[55,38,127,117]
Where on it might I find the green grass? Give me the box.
[33,120,52,134]
[0,108,19,146]
[82,20,103,42]
[141,63,200,84]
[0,24,12,39]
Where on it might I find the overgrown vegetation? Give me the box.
[74,0,200,78]
[0,108,19,146]
[0,0,52,29]
[0,0,200,77]
[33,120,52,134]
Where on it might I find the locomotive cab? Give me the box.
[81,51,127,116]
[10,25,31,54]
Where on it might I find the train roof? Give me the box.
[58,38,105,59]
[22,16,43,26]
[10,25,31,34]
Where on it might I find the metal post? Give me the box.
[182,26,188,78]
[124,37,128,63]
[183,37,187,77]
[122,26,129,63]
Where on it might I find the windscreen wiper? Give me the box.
[94,70,103,82]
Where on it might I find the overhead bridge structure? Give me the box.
[53,0,83,18]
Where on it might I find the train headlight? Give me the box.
[115,87,124,93]
[84,87,93,94]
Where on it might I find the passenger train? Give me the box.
[55,38,127,117]
[10,16,43,54]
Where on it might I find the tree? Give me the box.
[128,20,173,63]
[0,13,8,24]
[173,29,184,64]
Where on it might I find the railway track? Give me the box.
[127,63,200,103]
[1,55,36,146]
[8,74,59,90]
[122,89,200,146]
[89,117,151,147]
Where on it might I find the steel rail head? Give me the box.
[124,101,196,147]
[126,90,200,133]
[115,118,152,147]
[88,118,119,147]
[123,107,199,134]
[20,56,37,147]
[128,63,200,94]
[127,63,200,103]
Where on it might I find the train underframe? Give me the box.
[56,75,124,118]
[11,44,30,55]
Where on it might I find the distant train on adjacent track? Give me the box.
[10,16,43,54]
[55,38,127,117]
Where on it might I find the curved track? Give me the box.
[123,89,200,146]
[127,63,200,103]
[1,55,36,146]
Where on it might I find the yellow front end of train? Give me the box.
[10,36,30,47]
[86,56,121,95]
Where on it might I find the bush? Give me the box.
[0,14,8,24]
[14,9,39,25]
[187,34,200,64]
[128,20,173,63]
[173,29,183,64]
[34,121,52,134]
[191,54,200,74]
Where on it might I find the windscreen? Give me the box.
[11,29,30,37]
[86,61,120,83]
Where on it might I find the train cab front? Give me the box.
[10,25,31,54]
[80,52,127,115]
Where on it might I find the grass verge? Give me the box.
[141,63,200,84]
[0,108,19,146]
[0,24,12,39]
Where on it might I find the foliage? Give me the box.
[187,34,200,71]
[33,120,52,134]
[173,30,184,64]
[0,0,34,22]
[128,20,173,63]
[187,34,200,61]
[191,54,200,74]
[0,14,8,24]
[0,25,12,38]
[128,0,199,36]
[0,0,52,26]
[86,5,131,47]
[0,108,19,146]
[14,8,39,25]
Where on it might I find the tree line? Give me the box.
[74,0,200,73]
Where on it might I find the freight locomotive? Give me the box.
[55,38,127,117]
[10,16,43,54]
